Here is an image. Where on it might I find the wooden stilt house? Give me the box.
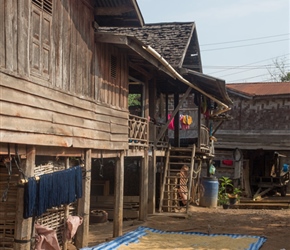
[98,23,233,212]
[0,1,232,250]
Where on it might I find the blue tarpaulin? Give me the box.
[82,226,267,250]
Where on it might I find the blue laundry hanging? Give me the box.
[23,165,83,218]
[23,177,38,219]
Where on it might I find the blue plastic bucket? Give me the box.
[199,177,219,208]
[283,164,289,172]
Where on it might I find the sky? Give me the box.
[137,0,290,83]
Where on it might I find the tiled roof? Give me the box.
[226,82,290,96]
[98,22,197,67]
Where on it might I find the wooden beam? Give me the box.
[139,151,148,220]
[129,62,152,80]
[148,149,156,214]
[95,6,134,16]
[96,33,129,45]
[173,93,180,147]
[113,151,124,237]
[212,120,224,136]
[14,145,35,250]
[95,34,175,79]
[197,94,201,149]
[75,149,91,248]
[63,157,70,250]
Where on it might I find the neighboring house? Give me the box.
[214,82,290,198]
[0,1,232,250]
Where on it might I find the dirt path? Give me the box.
[88,205,290,250]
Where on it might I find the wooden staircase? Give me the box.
[158,145,196,214]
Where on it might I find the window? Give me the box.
[30,0,52,79]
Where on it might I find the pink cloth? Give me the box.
[168,114,175,130]
[66,215,83,240]
[35,224,61,250]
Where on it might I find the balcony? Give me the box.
[128,115,148,149]
[128,115,213,155]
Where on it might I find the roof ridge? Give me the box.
[144,22,195,26]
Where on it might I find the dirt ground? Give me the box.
[88,204,290,250]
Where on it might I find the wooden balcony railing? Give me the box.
[128,115,213,155]
[128,115,148,149]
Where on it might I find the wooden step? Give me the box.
[232,203,290,210]
[231,198,290,209]
[170,147,193,152]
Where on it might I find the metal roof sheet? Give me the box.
[227,82,290,96]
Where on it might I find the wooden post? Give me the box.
[75,149,91,248]
[148,149,156,214]
[174,93,180,147]
[63,157,70,250]
[14,145,35,250]
[139,151,148,220]
[113,151,124,237]
[197,94,201,149]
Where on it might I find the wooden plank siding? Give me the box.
[0,0,131,151]
[4,0,18,72]
[0,73,128,149]
[94,43,128,108]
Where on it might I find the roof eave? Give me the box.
[180,68,233,105]
[94,0,144,27]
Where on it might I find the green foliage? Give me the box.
[267,57,290,82]
[280,72,290,82]
[128,94,141,107]
[218,176,242,205]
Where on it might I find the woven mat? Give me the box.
[82,226,266,250]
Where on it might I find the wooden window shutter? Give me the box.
[30,0,52,80]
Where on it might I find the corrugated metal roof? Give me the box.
[227,82,290,96]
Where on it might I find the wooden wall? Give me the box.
[0,0,130,150]
[216,95,290,150]
[94,43,128,109]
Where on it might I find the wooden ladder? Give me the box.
[158,144,196,213]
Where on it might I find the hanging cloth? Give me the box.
[23,166,83,218]
[180,115,193,130]
[23,177,38,219]
[35,224,61,250]
[65,215,83,241]
[168,114,175,130]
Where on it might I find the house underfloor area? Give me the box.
[86,198,290,250]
